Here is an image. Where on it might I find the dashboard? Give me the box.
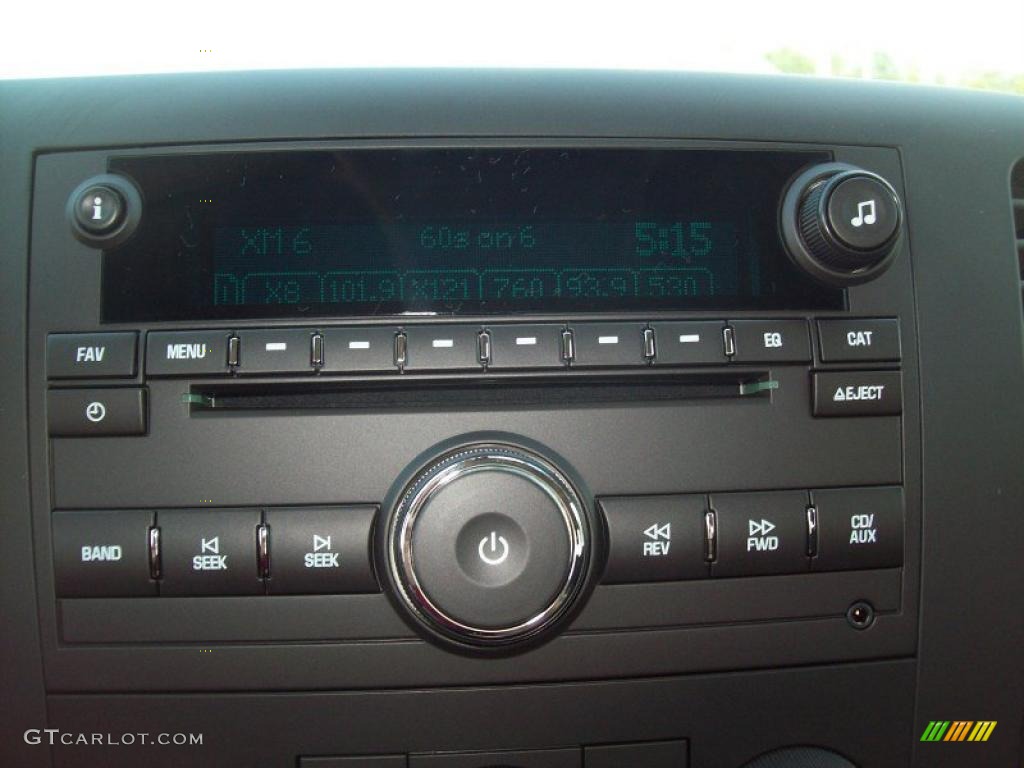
[0,70,1022,768]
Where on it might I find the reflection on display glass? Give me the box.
[103,148,841,321]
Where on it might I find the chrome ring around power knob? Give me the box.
[385,444,591,651]
[780,162,904,287]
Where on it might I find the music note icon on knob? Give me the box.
[850,199,877,228]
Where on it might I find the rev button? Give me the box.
[813,370,903,416]
[599,495,708,583]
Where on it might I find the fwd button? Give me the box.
[710,491,810,577]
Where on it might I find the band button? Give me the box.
[52,510,156,597]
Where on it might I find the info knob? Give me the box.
[781,163,903,286]
[383,444,592,651]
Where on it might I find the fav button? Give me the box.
[52,510,156,597]
[813,370,903,416]
[47,387,146,436]
[264,506,379,594]
[710,491,810,577]
[811,486,904,571]
[157,509,263,595]
[146,330,231,376]
[817,318,902,362]
[47,332,138,379]
[599,495,708,583]
[729,320,810,363]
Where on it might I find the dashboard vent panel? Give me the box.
[1014,159,1024,312]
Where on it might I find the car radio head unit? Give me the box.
[99,147,845,322]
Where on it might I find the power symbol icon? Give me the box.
[478,531,510,566]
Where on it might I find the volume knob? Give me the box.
[384,443,591,652]
[782,164,903,286]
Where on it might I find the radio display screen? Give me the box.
[103,148,841,321]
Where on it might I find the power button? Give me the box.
[387,445,590,648]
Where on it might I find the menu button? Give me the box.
[147,331,231,376]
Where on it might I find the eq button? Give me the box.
[728,320,811,363]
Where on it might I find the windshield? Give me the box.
[4,0,1023,95]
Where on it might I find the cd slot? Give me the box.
[187,371,776,413]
